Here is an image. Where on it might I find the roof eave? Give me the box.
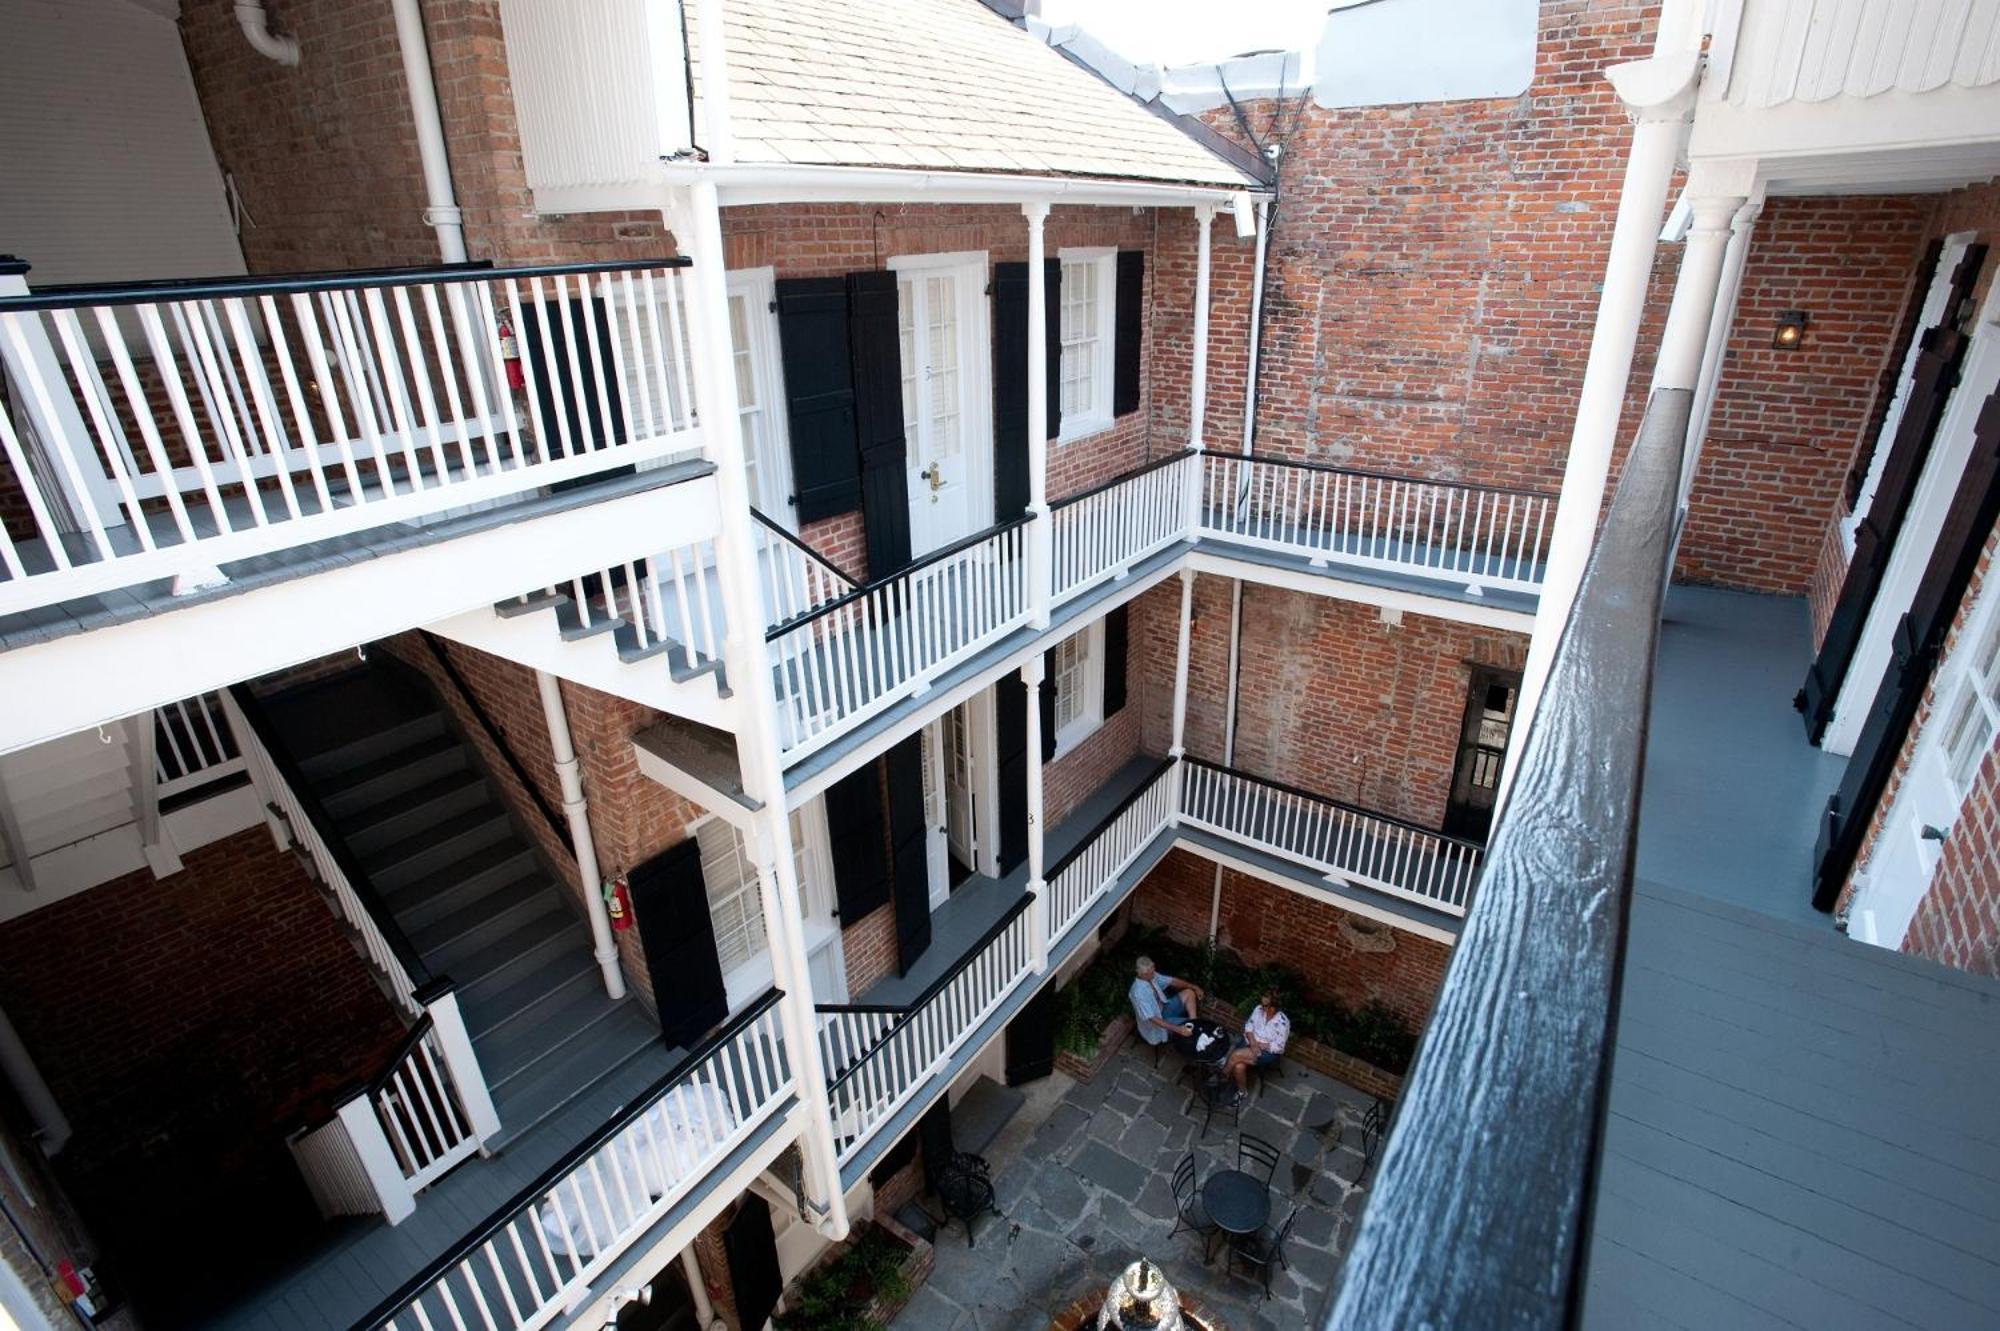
[661,159,1270,212]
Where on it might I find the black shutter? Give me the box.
[626,838,728,1048]
[1813,385,2000,910]
[776,277,862,522]
[1113,250,1144,418]
[1103,604,1130,718]
[724,1193,783,1331]
[885,735,932,974]
[1039,646,1058,763]
[996,674,1029,876]
[516,293,628,457]
[1799,243,1988,741]
[850,271,912,576]
[825,761,891,924]
[917,1098,956,1193]
[991,260,1061,521]
[1005,982,1058,1086]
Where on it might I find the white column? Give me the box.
[1023,655,1050,970]
[668,181,849,1241]
[1169,566,1196,813]
[1188,205,1216,450]
[335,1094,416,1225]
[536,668,626,999]
[1679,197,1763,514]
[1024,201,1053,629]
[1655,188,1754,393]
[1241,199,1271,454]
[1500,54,1698,801]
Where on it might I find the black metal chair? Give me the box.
[933,1150,999,1248]
[1358,1097,1391,1178]
[1237,1132,1281,1188]
[1194,1068,1241,1140]
[1167,1151,1219,1259]
[1228,1204,1299,1298]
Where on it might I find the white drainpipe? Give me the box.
[0,1004,68,1155]
[536,670,627,1000]
[235,1,300,65]
[389,0,468,263]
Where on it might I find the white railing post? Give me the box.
[1024,200,1054,630]
[1187,203,1215,469]
[1023,654,1050,970]
[422,989,501,1148]
[1169,565,1196,814]
[335,1094,418,1225]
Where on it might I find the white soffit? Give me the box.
[1312,0,1537,109]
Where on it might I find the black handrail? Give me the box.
[1324,389,1691,1330]
[751,506,860,587]
[1180,755,1484,854]
[1200,447,1559,503]
[766,513,1033,640]
[817,891,1033,1023]
[353,987,787,1331]
[0,256,691,313]
[226,683,433,992]
[405,634,570,850]
[1044,754,1179,883]
[1049,448,1196,512]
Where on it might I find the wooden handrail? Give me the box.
[1324,389,1691,1330]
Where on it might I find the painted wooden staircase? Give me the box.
[261,668,660,1148]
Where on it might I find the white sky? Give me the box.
[1039,0,1332,68]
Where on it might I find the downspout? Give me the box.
[1207,576,1244,943]
[0,1004,68,1155]
[235,1,300,65]
[1240,198,1270,453]
[536,671,627,1000]
[388,0,468,263]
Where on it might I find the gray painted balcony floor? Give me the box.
[1583,584,2000,1329]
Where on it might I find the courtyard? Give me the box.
[890,1039,1383,1331]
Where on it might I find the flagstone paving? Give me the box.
[890,1041,1383,1331]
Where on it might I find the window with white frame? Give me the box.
[1052,621,1106,754]
[692,810,814,978]
[1938,611,2000,800]
[1059,249,1116,441]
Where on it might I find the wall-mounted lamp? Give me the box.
[1773,309,1809,350]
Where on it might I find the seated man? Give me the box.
[1129,955,1204,1055]
[1224,988,1290,1091]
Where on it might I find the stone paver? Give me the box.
[889,1043,1384,1330]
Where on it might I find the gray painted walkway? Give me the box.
[1584,583,2000,1329]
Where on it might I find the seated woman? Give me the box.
[1224,989,1290,1092]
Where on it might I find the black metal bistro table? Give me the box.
[1201,1168,1270,1243]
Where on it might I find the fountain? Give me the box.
[1048,1257,1226,1331]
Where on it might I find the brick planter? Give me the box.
[1053,1013,1133,1083]
[775,1215,933,1330]
[1200,998,1403,1103]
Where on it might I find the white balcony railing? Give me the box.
[152,690,245,801]
[365,989,792,1331]
[768,517,1030,761]
[755,507,860,630]
[818,901,1036,1165]
[1196,451,1552,596]
[1050,450,1195,604]
[1179,757,1483,916]
[0,258,701,617]
[1045,757,1178,945]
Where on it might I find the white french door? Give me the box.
[725,267,795,523]
[891,252,991,556]
[945,702,978,874]
[922,720,951,910]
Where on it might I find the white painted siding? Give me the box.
[0,0,245,287]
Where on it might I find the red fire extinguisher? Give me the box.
[498,318,525,390]
[605,874,633,932]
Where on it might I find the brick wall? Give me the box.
[1043,605,1150,828]
[0,826,406,1256]
[1678,195,1931,593]
[1135,573,1526,829]
[1129,848,1451,1031]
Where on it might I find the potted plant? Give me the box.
[774,1218,928,1331]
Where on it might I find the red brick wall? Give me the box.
[1129,848,1450,1031]
[0,826,406,1192]
[1195,1,1665,494]
[1135,573,1525,829]
[1043,604,1150,828]
[1677,195,1931,593]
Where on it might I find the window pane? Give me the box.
[1060,260,1098,422]
[696,821,769,976]
[927,275,961,459]
[898,280,918,439]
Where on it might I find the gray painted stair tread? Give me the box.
[411,872,562,961]
[488,1002,663,1146]
[455,917,592,1007]
[335,767,487,838]
[316,731,465,809]
[383,842,537,929]
[480,982,636,1090]
[361,804,512,880]
[462,943,599,1039]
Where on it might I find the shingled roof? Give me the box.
[686,0,1258,189]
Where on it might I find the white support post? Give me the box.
[1654,185,1754,394]
[1678,196,1764,519]
[1170,566,1196,823]
[536,669,626,1000]
[1500,53,1698,803]
[667,181,849,1242]
[1024,201,1053,629]
[125,713,180,877]
[334,1094,416,1226]
[1189,205,1215,451]
[1023,654,1049,970]
[423,988,502,1147]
